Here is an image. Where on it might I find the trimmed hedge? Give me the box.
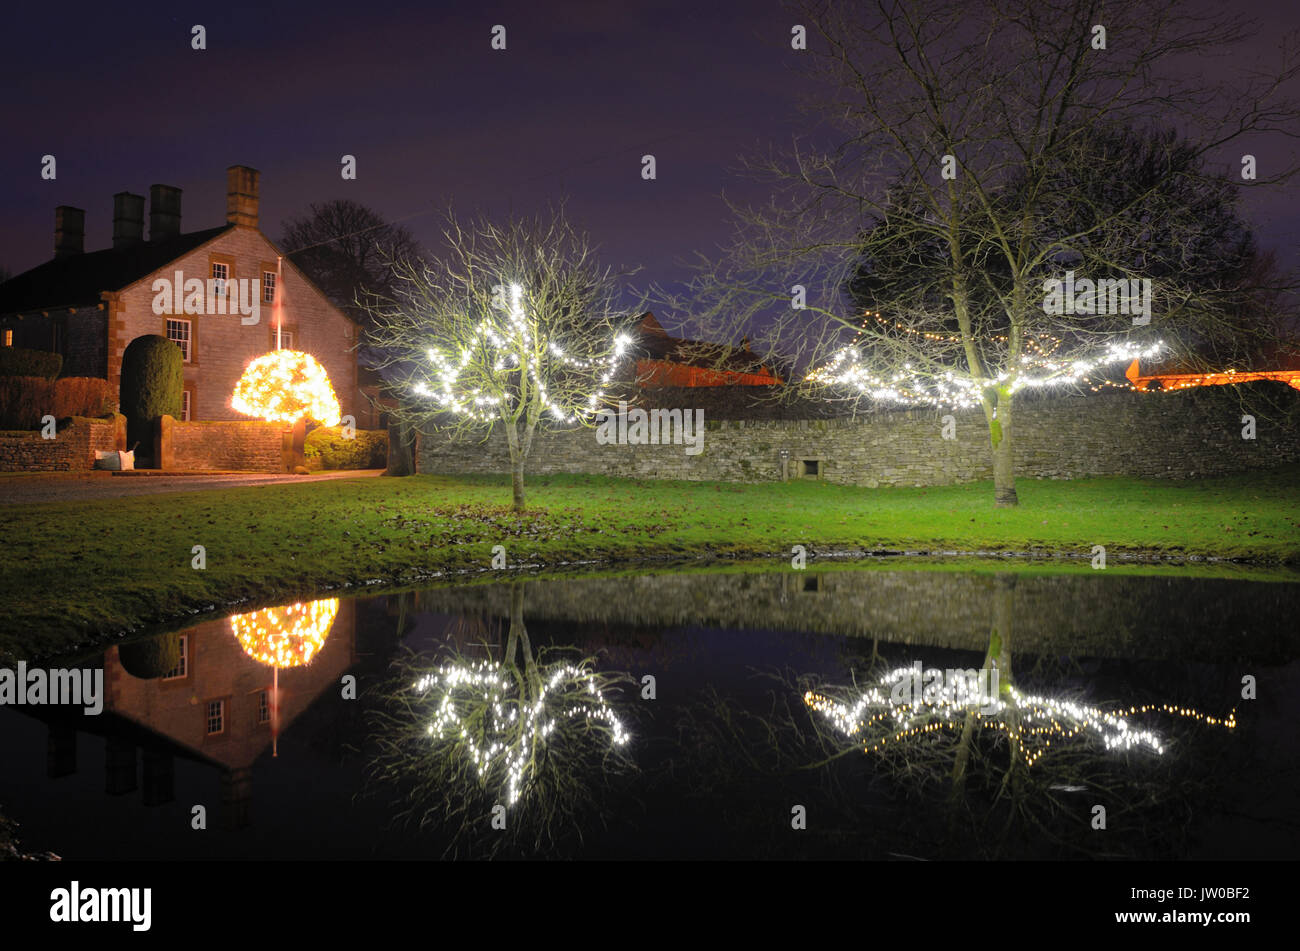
[0,347,62,380]
[118,633,183,680]
[0,376,115,429]
[120,335,183,422]
[304,426,388,469]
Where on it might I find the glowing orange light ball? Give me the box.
[232,350,341,426]
[230,598,340,668]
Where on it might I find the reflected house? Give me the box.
[100,597,356,827]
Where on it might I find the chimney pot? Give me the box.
[112,192,145,249]
[149,184,183,241]
[54,206,85,258]
[226,165,260,228]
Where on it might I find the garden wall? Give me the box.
[417,382,1300,486]
[162,417,287,472]
[0,415,122,471]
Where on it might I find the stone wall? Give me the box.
[0,415,120,471]
[165,417,286,472]
[417,382,1300,486]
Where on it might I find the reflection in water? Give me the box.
[368,582,635,856]
[805,675,1235,765]
[229,597,341,759]
[669,575,1250,859]
[413,656,629,807]
[230,599,340,668]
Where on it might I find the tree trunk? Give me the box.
[990,393,1018,507]
[510,458,526,512]
[384,419,415,476]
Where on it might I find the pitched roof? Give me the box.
[0,225,234,314]
[632,312,776,375]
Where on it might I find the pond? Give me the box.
[2,563,1297,860]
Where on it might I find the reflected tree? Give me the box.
[367,581,636,857]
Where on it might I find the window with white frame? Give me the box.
[181,390,192,421]
[263,270,276,303]
[211,262,229,297]
[273,329,294,350]
[166,318,192,362]
[163,634,188,679]
[206,699,225,735]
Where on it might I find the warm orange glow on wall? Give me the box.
[1126,359,1300,392]
[635,359,782,387]
[230,598,339,668]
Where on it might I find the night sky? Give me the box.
[2,0,1297,325]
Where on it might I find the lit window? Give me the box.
[163,635,188,679]
[206,699,224,735]
[263,271,276,303]
[211,262,229,297]
[166,319,191,362]
[2,330,11,347]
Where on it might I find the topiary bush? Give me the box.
[303,426,389,469]
[0,347,62,380]
[119,335,183,422]
[118,632,183,680]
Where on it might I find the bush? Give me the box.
[54,377,115,418]
[0,347,62,380]
[304,426,388,469]
[0,377,116,429]
[119,335,183,422]
[118,632,183,680]
[0,377,48,429]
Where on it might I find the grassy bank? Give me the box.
[1,467,1298,660]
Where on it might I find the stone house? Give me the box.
[0,166,369,424]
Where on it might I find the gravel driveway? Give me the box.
[0,468,385,505]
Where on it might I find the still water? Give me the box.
[2,565,1297,859]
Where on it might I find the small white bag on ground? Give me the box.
[94,449,134,471]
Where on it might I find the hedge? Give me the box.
[0,347,62,380]
[119,335,183,422]
[303,426,388,469]
[0,376,115,429]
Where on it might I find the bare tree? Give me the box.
[669,0,1299,506]
[362,206,638,511]
[281,199,423,326]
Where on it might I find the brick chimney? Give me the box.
[149,184,182,241]
[112,192,145,249]
[226,165,260,228]
[54,206,85,258]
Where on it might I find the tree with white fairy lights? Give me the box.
[664,0,1298,507]
[364,208,636,511]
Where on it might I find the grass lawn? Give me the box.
[1,466,1298,661]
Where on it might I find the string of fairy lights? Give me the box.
[414,657,629,807]
[804,665,1235,769]
[413,283,632,423]
[806,313,1165,407]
